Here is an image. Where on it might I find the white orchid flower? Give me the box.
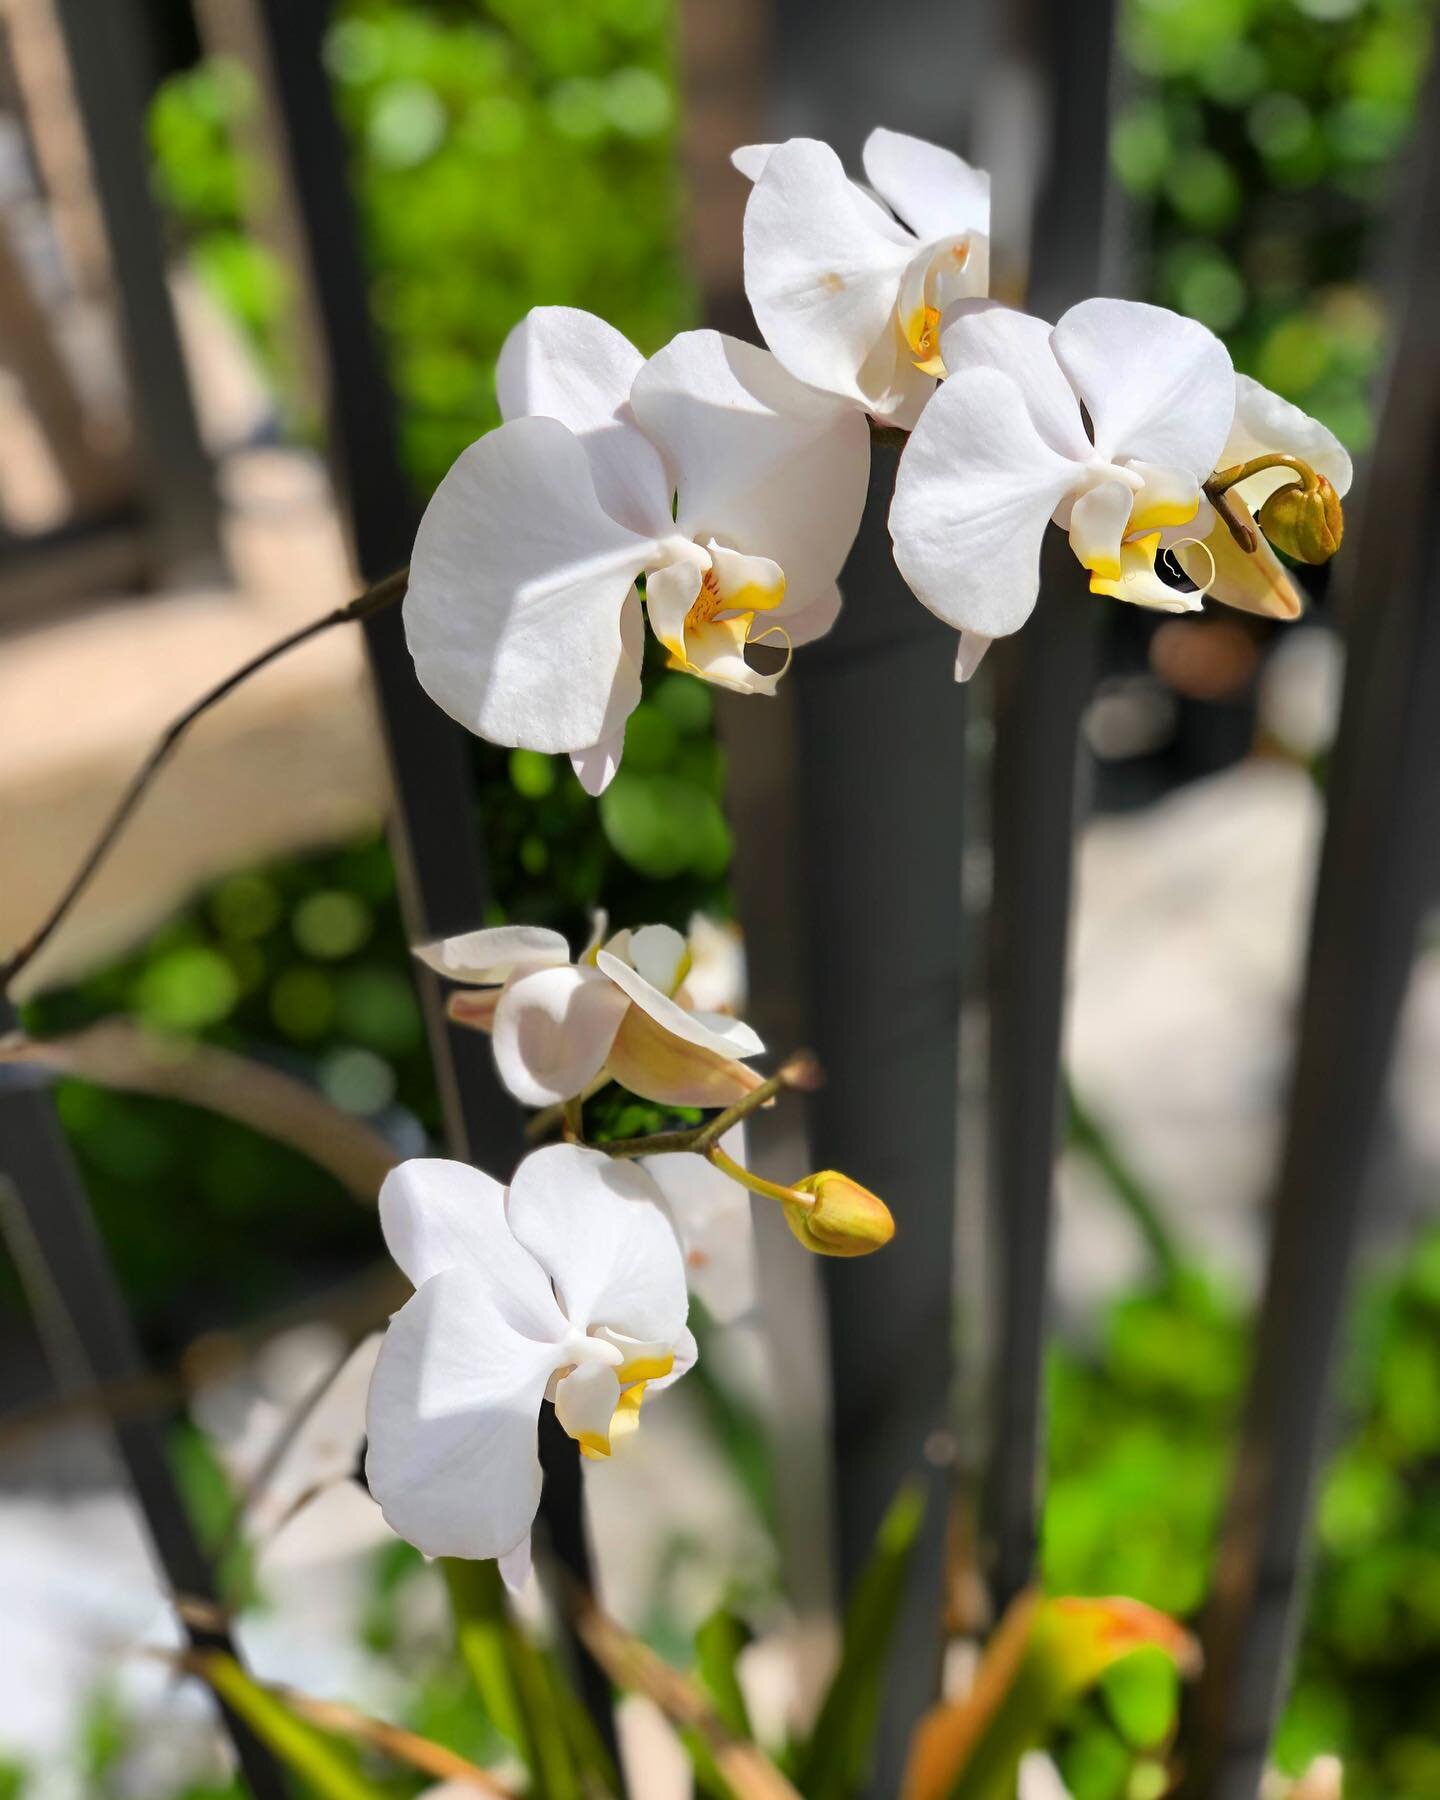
[365,1145,694,1578]
[889,297,1242,678]
[735,128,990,427]
[404,307,870,795]
[679,911,748,1016]
[414,917,764,1109]
[1191,372,1353,621]
[643,1126,756,1322]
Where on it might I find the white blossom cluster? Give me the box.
[364,125,1353,1583]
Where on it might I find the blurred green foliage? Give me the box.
[1116,0,1434,456]
[1044,1232,1440,1799]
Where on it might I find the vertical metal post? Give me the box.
[716,4,996,1785]
[794,449,969,1787]
[1184,57,1440,1795]
[983,0,1121,1616]
[47,0,222,582]
[0,1006,288,1799]
[236,0,613,1745]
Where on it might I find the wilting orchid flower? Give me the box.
[404,307,870,794]
[643,1127,756,1322]
[735,128,990,427]
[365,1146,694,1578]
[889,297,1243,678]
[414,918,763,1109]
[1191,373,1352,621]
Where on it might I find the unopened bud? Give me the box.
[784,1170,895,1258]
[1258,475,1343,564]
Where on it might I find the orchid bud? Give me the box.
[784,1170,895,1258]
[1258,475,1344,564]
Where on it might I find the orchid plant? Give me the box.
[0,113,1356,1800]
[371,120,1346,1624]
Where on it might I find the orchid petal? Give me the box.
[496,307,672,536]
[365,1266,560,1562]
[554,1360,622,1456]
[378,1159,566,1336]
[506,1144,689,1345]
[644,555,704,664]
[632,328,871,604]
[1223,372,1353,504]
[626,923,690,996]
[890,366,1081,639]
[778,581,842,646]
[861,127,990,242]
[413,925,571,986]
[730,142,778,183]
[708,542,785,611]
[939,300,1091,460]
[570,728,626,797]
[405,415,655,754]
[570,585,645,792]
[739,138,918,417]
[1185,509,1304,620]
[596,950,764,1058]
[448,988,501,1032]
[491,965,631,1107]
[498,1533,532,1593]
[1088,532,1206,613]
[955,631,993,683]
[676,915,747,1016]
[1068,479,1134,580]
[684,615,788,696]
[1050,298,1234,474]
[604,1002,764,1108]
[1127,461,1202,532]
[643,1129,756,1323]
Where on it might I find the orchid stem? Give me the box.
[526,1075,612,1143]
[599,1050,821,1160]
[705,1142,815,1211]
[0,567,409,996]
[1202,454,1321,558]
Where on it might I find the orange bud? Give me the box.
[784,1170,895,1258]
[1258,475,1344,564]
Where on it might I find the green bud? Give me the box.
[1258,475,1344,565]
[783,1170,896,1258]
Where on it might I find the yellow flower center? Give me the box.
[904,304,943,369]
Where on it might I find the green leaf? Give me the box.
[200,1656,389,1800]
[444,1557,611,1800]
[695,1609,753,1739]
[904,1594,1198,1800]
[685,1608,756,1798]
[1100,1645,1179,1751]
[793,1482,926,1800]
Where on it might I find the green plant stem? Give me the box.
[598,1050,820,1160]
[706,1142,815,1211]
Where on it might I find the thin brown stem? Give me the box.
[599,1050,820,1159]
[570,1591,802,1800]
[0,1021,397,1200]
[0,566,408,995]
[1201,482,1259,554]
